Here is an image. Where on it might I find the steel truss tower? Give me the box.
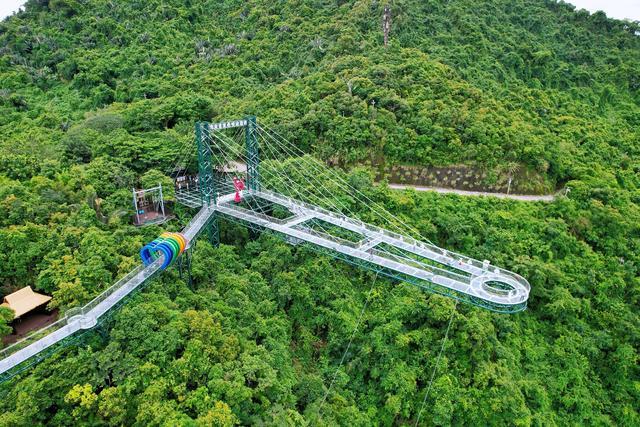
[245,115,260,191]
[196,117,262,246]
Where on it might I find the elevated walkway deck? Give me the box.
[0,190,529,377]
[218,190,529,312]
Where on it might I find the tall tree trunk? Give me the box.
[383,5,391,47]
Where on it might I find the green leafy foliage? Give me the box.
[0,307,14,338]
[0,0,638,425]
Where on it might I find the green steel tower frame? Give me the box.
[196,121,220,247]
[244,115,272,222]
[244,115,260,191]
[196,117,262,246]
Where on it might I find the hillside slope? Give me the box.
[1,0,639,183]
[0,1,638,425]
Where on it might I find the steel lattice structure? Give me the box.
[0,117,530,379]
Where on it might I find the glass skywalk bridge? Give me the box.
[217,189,530,313]
[0,188,531,378]
[0,117,531,379]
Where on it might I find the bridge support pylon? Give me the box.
[196,121,220,247]
[178,247,194,288]
[245,115,260,191]
[244,115,271,240]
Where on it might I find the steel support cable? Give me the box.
[256,130,387,226]
[207,130,307,210]
[162,136,198,209]
[319,271,380,413]
[255,123,396,218]
[256,124,408,219]
[415,301,457,427]
[256,127,379,216]
[210,129,347,229]
[206,127,242,179]
[207,128,244,184]
[255,134,390,244]
[255,125,432,245]
[256,152,358,241]
[204,130,251,194]
[258,140,437,268]
[257,132,362,216]
[255,125,393,231]
[222,126,246,168]
[206,132,336,236]
[164,140,189,177]
[256,123,435,245]
[215,130,459,287]
[254,132,447,271]
[210,129,446,278]
[164,133,195,181]
[257,125,434,245]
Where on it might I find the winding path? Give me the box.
[387,184,557,202]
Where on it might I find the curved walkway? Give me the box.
[388,184,557,202]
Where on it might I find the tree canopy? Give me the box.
[0,0,638,425]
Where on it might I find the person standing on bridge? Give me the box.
[233,176,245,203]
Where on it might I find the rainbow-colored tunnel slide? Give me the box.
[140,232,189,270]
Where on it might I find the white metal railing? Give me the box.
[0,187,530,376]
[175,189,202,208]
[249,190,529,301]
[218,190,530,305]
[0,259,163,375]
[0,204,221,375]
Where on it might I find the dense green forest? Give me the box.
[0,0,639,425]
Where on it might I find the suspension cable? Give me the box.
[415,300,457,426]
[319,271,380,413]
[256,123,435,245]
[206,128,449,276]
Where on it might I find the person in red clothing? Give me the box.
[233,176,245,203]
